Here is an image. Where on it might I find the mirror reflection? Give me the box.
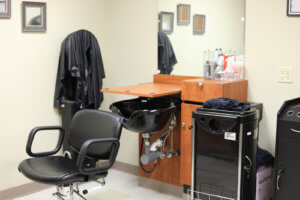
[0,0,6,13]
[26,7,42,26]
[158,0,245,78]
[162,14,172,30]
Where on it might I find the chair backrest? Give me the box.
[68,109,122,159]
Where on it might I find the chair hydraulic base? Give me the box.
[53,178,106,200]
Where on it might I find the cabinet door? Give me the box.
[180,103,201,185]
[275,137,300,200]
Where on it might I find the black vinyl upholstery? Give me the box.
[19,156,86,185]
[18,110,122,186]
[68,110,122,159]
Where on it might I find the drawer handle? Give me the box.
[291,128,300,133]
[277,166,285,191]
[198,82,203,87]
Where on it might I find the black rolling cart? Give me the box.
[274,98,300,200]
[190,104,262,200]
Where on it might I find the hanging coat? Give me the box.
[54,30,105,109]
[158,31,177,74]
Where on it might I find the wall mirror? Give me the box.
[22,1,47,32]
[158,0,245,77]
[159,12,174,34]
[0,0,11,18]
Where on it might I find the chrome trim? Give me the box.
[245,155,252,168]
[191,118,196,198]
[291,128,300,133]
[187,188,235,200]
[237,123,243,200]
[276,174,281,191]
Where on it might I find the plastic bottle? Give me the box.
[214,49,219,62]
[203,61,211,77]
[214,56,224,80]
[223,56,235,81]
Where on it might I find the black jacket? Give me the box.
[158,31,177,74]
[54,30,105,109]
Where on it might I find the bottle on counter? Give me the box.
[203,61,211,77]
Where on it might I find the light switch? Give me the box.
[278,66,293,83]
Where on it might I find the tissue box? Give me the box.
[256,166,273,200]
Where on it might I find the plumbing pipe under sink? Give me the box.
[110,97,180,173]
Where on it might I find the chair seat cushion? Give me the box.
[18,156,107,185]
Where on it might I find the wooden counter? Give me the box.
[101,82,181,98]
[101,74,198,97]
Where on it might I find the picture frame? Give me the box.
[287,0,300,16]
[177,4,190,25]
[0,0,11,18]
[22,1,47,32]
[159,12,174,34]
[193,15,205,35]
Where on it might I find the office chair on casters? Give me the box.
[18,110,122,200]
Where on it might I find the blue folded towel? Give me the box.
[203,97,251,111]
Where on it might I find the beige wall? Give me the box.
[112,0,300,166]
[0,0,106,190]
[158,0,245,76]
[101,0,157,166]
[245,0,300,154]
[2,0,300,191]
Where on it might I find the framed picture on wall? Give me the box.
[159,12,174,34]
[287,0,300,16]
[0,0,11,18]
[22,1,47,32]
[193,15,205,35]
[177,4,190,25]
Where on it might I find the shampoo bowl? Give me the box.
[110,97,179,134]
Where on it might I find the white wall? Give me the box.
[0,0,106,190]
[158,0,245,76]
[245,0,300,154]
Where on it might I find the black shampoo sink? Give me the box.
[110,97,179,134]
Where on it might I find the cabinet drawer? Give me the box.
[181,79,248,103]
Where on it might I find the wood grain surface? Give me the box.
[101,82,181,98]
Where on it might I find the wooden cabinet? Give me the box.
[181,79,248,103]
[180,103,201,185]
[102,74,249,187]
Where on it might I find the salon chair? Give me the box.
[18,110,122,200]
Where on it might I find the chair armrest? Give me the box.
[26,126,65,157]
[76,138,120,175]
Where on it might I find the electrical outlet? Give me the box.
[278,66,293,83]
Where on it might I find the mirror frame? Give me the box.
[0,0,11,18]
[159,12,174,34]
[22,1,47,32]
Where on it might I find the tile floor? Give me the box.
[13,169,183,200]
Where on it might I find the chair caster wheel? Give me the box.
[83,190,88,195]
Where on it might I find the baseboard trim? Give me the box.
[0,182,50,200]
[112,161,139,176]
[112,161,182,198]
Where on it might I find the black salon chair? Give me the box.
[18,110,122,200]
